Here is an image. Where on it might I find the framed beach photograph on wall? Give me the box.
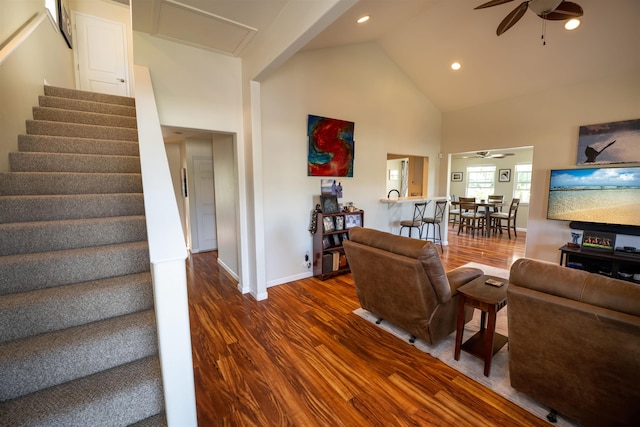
[451,172,463,182]
[499,169,511,182]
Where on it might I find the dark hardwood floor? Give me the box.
[185,229,541,426]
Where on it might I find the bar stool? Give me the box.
[399,202,427,238]
[422,199,447,252]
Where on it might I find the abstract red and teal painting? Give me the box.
[307,115,354,177]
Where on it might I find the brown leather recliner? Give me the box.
[343,227,483,345]
[508,258,640,426]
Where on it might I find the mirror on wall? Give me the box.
[386,154,428,198]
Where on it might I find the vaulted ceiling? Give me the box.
[132,0,640,113]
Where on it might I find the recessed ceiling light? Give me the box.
[564,18,580,30]
[357,15,370,24]
[451,62,462,71]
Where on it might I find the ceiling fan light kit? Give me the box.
[459,151,516,159]
[474,0,584,38]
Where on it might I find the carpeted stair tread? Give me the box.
[0,171,142,195]
[0,310,158,401]
[0,193,145,223]
[9,151,141,173]
[39,95,136,117]
[33,106,138,129]
[0,272,153,342]
[18,134,139,156]
[26,120,138,142]
[0,356,163,426]
[0,84,164,422]
[0,241,150,295]
[44,85,135,107]
[0,215,147,255]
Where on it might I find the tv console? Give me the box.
[559,245,640,283]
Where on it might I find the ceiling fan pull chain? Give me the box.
[541,18,547,45]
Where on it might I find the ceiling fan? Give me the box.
[459,151,515,159]
[475,0,584,36]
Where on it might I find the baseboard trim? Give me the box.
[267,271,313,288]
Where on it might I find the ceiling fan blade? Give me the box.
[497,2,529,36]
[543,1,583,20]
[474,0,516,10]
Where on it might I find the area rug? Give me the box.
[353,262,577,426]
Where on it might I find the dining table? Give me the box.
[450,200,503,237]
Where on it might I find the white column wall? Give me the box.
[259,43,443,286]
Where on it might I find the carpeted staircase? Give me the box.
[0,86,166,426]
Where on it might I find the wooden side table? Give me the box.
[454,274,508,377]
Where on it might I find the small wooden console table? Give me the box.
[454,275,508,377]
[559,245,640,282]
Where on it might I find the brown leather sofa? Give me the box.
[508,258,640,426]
[343,227,483,345]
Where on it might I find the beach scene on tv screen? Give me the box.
[547,167,640,226]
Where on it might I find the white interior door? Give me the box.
[194,158,217,251]
[73,12,129,96]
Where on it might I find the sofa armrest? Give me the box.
[446,267,484,293]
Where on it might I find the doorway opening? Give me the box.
[448,146,533,241]
[162,126,240,280]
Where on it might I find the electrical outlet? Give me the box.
[304,251,311,269]
[304,252,311,269]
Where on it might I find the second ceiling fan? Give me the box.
[460,151,516,159]
[475,0,584,36]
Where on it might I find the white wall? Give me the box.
[133,32,242,133]
[0,0,74,172]
[165,143,188,240]
[441,70,640,263]
[260,43,443,285]
[212,134,239,277]
[133,32,243,277]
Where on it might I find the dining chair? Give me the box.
[483,194,504,229]
[422,199,447,252]
[448,195,460,228]
[458,199,484,237]
[399,202,427,239]
[488,195,504,211]
[478,194,504,214]
[490,198,520,239]
[450,196,474,229]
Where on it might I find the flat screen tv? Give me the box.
[547,166,640,227]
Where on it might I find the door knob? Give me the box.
[117,78,125,82]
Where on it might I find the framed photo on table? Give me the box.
[322,216,335,233]
[320,195,339,213]
[344,213,362,229]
